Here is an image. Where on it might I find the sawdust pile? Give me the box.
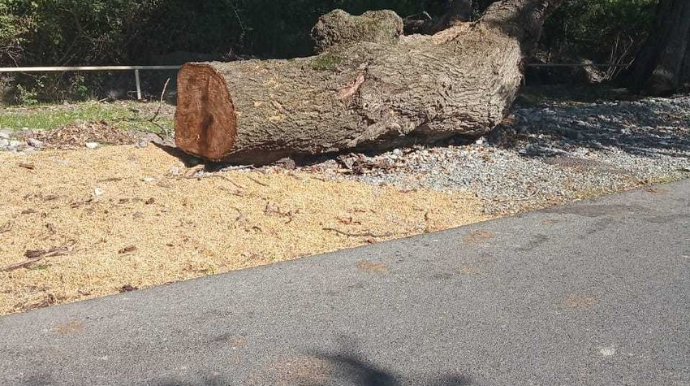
[0,146,488,315]
[25,120,137,149]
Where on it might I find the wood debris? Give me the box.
[18,162,35,170]
[0,221,13,234]
[323,227,393,238]
[1,243,75,272]
[118,245,138,254]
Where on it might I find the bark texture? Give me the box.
[175,0,565,165]
[312,10,403,54]
[632,0,690,95]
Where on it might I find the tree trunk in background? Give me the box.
[631,0,690,95]
[174,0,565,165]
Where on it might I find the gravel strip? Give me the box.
[294,94,690,215]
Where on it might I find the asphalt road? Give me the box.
[1,180,689,386]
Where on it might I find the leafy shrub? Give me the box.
[0,0,660,103]
[541,0,656,68]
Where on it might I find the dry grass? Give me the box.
[0,145,489,315]
[24,120,137,149]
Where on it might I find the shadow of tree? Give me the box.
[153,337,473,386]
[307,351,473,386]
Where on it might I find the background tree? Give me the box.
[0,0,671,103]
[631,0,690,95]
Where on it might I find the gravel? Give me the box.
[26,138,43,148]
[292,94,690,215]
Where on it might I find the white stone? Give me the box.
[142,177,156,183]
[599,346,616,357]
[27,138,43,148]
[85,142,99,149]
[93,188,104,196]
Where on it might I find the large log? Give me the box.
[175,0,565,164]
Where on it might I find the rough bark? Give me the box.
[631,0,690,95]
[175,0,565,165]
[312,10,403,54]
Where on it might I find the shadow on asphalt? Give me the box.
[150,338,473,386]
[306,351,474,386]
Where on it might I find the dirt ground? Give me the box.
[0,144,489,315]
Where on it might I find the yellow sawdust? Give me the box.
[0,146,489,315]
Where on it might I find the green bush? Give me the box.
[541,0,656,65]
[0,0,33,65]
[0,0,660,103]
[1,0,443,103]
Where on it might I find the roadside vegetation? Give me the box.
[0,0,658,104]
[0,100,173,133]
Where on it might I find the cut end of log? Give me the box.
[175,63,237,161]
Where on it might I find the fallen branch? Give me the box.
[178,171,249,191]
[18,162,35,170]
[1,243,75,272]
[212,174,248,189]
[149,78,171,124]
[246,176,269,187]
[323,227,394,238]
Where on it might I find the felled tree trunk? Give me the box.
[631,0,690,96]
[175,0,565,164]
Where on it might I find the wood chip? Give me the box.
[118,245,138,254]
[45,223,57,234]
[18,162,35,170]
[0,221,12,234]
[119,284,138,292]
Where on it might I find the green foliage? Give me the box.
[1,0,439,67]
[0,0,33,65]
[0,0,442,103]
[0,0,661,103]
[0,100,173,132]
[541,0,657,64]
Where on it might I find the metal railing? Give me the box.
[525,63,630,67]
[0,65,181,100]
[0,63,630,100]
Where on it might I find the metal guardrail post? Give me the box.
[134,69,142,100]
[0,66,181,101]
